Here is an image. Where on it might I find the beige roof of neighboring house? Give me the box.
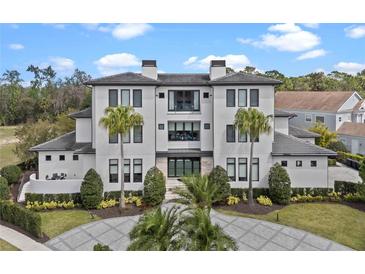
[337,122,365,137]
[275,91,354,112]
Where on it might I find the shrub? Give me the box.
[93,243,112,251]
[25,193,81,203]
[334,181,357,194]
[226,195,240,205]
[104,190,142,200]
[337,151,364,162]
[359,160,365,183]
[268,163,291,205]
[0,165,22,185]
[343,193,365,203]
[25,200,77,211]
[25,193,44,203]
[231,188,269,198]
[143,167,166,206]
[327,140,348,153]
[80,169,103,209]
[0,177,10,200]
[125,194,143,207]
[327,191,341,202]
[328,158,337,166]
[208,166,231,201]
[97,199,118,209]
[256,195,272,206]
[0,200,42,237]
[291,188,332,196]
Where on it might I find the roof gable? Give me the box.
[85,72,160,85]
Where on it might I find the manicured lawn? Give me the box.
[0,239,19,251]
[0,126,20,168]
[40,210,101,238]
[218,203,365,250]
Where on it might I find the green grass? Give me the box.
[40,210,101,238]
[0,126,20,168]
[218,203,365,250]
[0,239,19,251]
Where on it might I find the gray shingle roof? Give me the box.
[29,131,95,154]
[272,131,336,156]
[289,126,320,138]
[158,73,210,86]
[274,109,296,117]
[85,72,160,85]
[69,107,92,119]
[209,72,282,85]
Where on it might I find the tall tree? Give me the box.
[234,108,272,206]
[99,106,143,208]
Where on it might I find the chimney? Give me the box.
[209,60,226,80]
[142,60,157,80]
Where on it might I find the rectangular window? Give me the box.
[59,155,65,161]
[122,131,130,143]
[133,89,142,107]
[168,90,200,111]
[238,89,247,107]
[168,158,200,177]
[316,116,324,123]
[311,160,317,167]
[109,159,118,183]
[109,134,118,144]
[250,136,259,143]
[73,155,79,161]
[121,89,130,106]
[296,160,303,167]
[226,125,235,142]
[250,89,259,107]
[204,123,210,130]
[133,126,143,143]
[45,155,51,161]
[238,131,247,142]
[252,158,259,181]
[226,89,235,107]
[203,92,209,98]
[227,158,236,181]
[305,114,312,122]
[133,159,142,182]
[281,160,287,167]
[158,124,164,130]
[109,89,118,107]
[124,159,130,183]
[159,92,165,98]
[168,121,200,141]
[238,158,247,181]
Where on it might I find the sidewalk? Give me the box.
[0,225,50,251]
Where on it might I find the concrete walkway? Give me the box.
[46,203,352,251]
[0,225,50,251]
[329,163,361,185]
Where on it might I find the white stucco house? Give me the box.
[23,60,336,200]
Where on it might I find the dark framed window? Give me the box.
[109,134,118,144]
[122,131,130,143]
[159,92,165,98]
[316,116,324,123]
[204,123,210,130]
[252,158,259,181]
[121,89,130,106]
[133,89,142,107]
[311,160,317,167]
[73,155,79,161]
[168,158,200,177]
[238,131,247,142]
[296,160,302,167]
[109,159,118,183]
[226,89,235,107]
[124,159,130,182]
[133,125,143,143]
[238,89,247,107]
[238,158,247,181]
[250,89,259,107]
[281,161,288,167]
[168,90,200,111]
[227,158,236,181]
[250,136,259,143]
[226,125,235,142]
[133,159,142,182]
[45,155,51,161]
[158,124,164,130]
[109,89,118,107]
[203,92,209,98]
[168,121,200,141]
[59,155,65,161]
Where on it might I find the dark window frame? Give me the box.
[122,130,130,144]
[281,160,288,167]
[124,159,130,183]
[316,116,325,123]
[238,131,247,143]
[167,157,200,178]
[226,89,235,107]
[168,121,200,141]
[238,158,247,181]
[109,133,118,144]
[121,89,130,106]
[45,155,52,161]
[296,160,303,167]
[226,125,236,143]
[158,123,164,130]
[59,155,65,161]
[133,159,143,182]
[73,155,79,161]
[238,89,247,107]
[203,92,209,98]
[133,89,142,108]
[108,89,118,107]
[252,158,259,181]
[311,160,317,167]
[227,158,236,181]
[159,92,165,99]
[133,125,143,143]
[250,89,259,107]
[109,159,118,183]
[168,90,200,112]
[204,123,210,130]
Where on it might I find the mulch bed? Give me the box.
[215,201,285,215]
[341,201,365,212]
[90,204,149,219]
[0,219,49,243]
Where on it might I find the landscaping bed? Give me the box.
[215,201,285,215]
[91,204,146,219]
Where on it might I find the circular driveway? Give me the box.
[46,203,352,251]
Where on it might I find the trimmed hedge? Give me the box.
[337,151,364,162]
[328,159,337,166]
[0,165,22,185]
[231,188,269,198]
[291,188,333,196]
[268,163,291,205]
[143,167,166,206]
[80,169,103,209]
[208,166,231,201]
[104,191,143,200]
[0,177,10,200]
[0,200,42,238]
[25,193,81,203]
[334,181,358,194]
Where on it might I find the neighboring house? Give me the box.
[337,122,365,155]
[25,60,336,200]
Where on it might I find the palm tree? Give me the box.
[180,208,237,251]
[99,106,143,208]
[173,175,220,212]
[234,108,271,206]
[128,206,182,251]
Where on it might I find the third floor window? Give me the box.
[168,90,200,111]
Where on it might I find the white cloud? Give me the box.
[9,43,24,50]
[83,23,152,40]
[345,25,365,39]
[314,68,326,73]
[47,24,66,30]
[302,23,320,29]
[334,62,365,75]
[94,53,140,75]
[49,57,75,74]
[296,49,327,60]
[236,38,253,45]
[183,56,198,65]
[268,23,301,33]
[184,54,250,71]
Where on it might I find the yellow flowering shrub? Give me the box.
[26,200,76,211]
[97,199,118,209]
[256,195,272,206]
[125,194,143,207]
[226,195,240,205]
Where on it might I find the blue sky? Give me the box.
[1,23,365,84]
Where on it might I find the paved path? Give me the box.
[46,203,352,251]
[0,225,50,251]
[329,163,361,185]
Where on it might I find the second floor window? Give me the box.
[109,89,118,107]
[121,89,130,106]
[238,89,247,107]
[168,90,200,111]
[168,121,200,141]
[250,89,259,107]
[133,89,142,107]
[133,126,143,143]
[226,125,235,142]
[226,89,235,107]
[238,131,247,142]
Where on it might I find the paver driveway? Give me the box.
[46,203,352,251]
